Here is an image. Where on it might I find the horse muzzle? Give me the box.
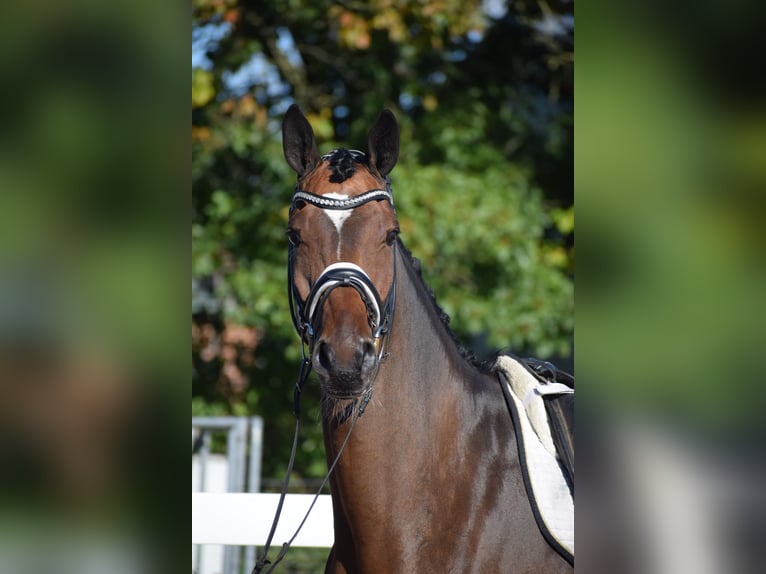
[312,336,378,397]
[301,262,387,397]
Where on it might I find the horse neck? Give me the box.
[383,243,482,400]
[322,240,495,491]
[319,248,569,572]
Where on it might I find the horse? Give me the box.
[281,105,573,573]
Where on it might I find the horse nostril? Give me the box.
[317,341,334,373]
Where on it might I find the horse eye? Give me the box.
[386,228,400,246]
[287,229,301,246]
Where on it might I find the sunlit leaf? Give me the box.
[192,68,215,108]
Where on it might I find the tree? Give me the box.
[192,0,573,488]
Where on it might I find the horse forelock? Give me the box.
[322,148,367,184]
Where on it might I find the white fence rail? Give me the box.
[192,492,334,548]
[192,416,333,574]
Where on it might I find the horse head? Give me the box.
[282,105,400,402]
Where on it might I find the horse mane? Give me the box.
[396,239,484,369]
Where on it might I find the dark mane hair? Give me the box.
[325,148,365,183]
[396,239,483,369]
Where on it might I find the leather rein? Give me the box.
[253,182,397,574]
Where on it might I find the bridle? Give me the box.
[287,177,397,411]
[253,169,397,574]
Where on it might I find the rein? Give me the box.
[252,182,397,573]
[251,361,363,574]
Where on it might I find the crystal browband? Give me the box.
[291,189,393,211]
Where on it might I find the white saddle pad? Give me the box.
[495,355,574,559]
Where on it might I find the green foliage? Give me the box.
[192,0,573,510]
[395,160,573,357]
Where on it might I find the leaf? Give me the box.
[192,69,215,108]
[552,206,574,235]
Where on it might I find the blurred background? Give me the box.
[577,1,766,573]
[0,1,187,573]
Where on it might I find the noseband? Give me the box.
[287,181,397,396]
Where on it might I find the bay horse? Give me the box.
[281,105,572,573]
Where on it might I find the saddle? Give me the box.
[495,354,574,565]
[519,358,574,485]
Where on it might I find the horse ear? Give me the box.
[367,109,399,177]
[282,104,321,177]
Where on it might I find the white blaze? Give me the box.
[321,193,353,258]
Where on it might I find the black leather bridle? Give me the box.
[287,180,397,410]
